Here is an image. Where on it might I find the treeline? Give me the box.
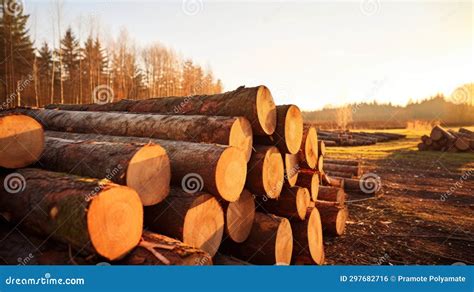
[0,0,223,109]
[304,94,474,128]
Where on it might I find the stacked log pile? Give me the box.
[1,85,359,266]
[418,126,474,153]
[315,128,406,147]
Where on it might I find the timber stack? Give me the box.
[311,126,406,147]
[1,85,352,266]
[418,125,474,153]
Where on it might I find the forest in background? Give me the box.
[0,0,223,109]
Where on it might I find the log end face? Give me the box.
[126,144,171,206]
[87,185,144,261]
[275,218,293,265]
[226,189,255,243]
[284,105,304,154]
[183,194,224,257]
[307,208,324,265]
[263,147,284,199]
[304,127,318,169]
[284,153,299,187]
[229,117,253,162]
[216,147,247,202]
[256,85,277,135]
[336,208,349,236]
[296,187,311,220]
[0,115,45,169]
[311,174,320,201]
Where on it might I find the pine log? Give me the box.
[317,186,346,204]
[46,85,277,136]
[40,137,171,206]
[256,186,310,220]
[16,108,253,162]
[323,159,359,167]
[246,146,284,199]
[454,137,471,151]
[430,125,456,142]
[417,143,427,151]
[0,114,44,168]
[213,254,252,265]
[459,127,474,137]
[120,230,212,265]
[317,155,324,173]
[0,168,143,260]
[298,127,318,169]
[222,212,293,265]
[325,171,353,178]
[322,174,345,188]
[144,187,224,257]
[284,153,299,187]
[254,105,303,154]
[220,189,255,243]
[324,163,360,177]
[321,140,336,147]
[316,204,348,236]
[291,208,324,265]
[45,131,247,202]
[295,169,319,201]
[334,177,381,196]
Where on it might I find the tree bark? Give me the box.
[296,169,319,201]
[315,203,348,236]
[318,186,346,204]
[291,208,324,265]
[46,85,277,136]
[14,108,253,162]
[0,114,45,169]
[323,159,359,167]
[430,125,456,141]
[144,187,224,257]
[246,146,284,199]
[45,131,247,202]
[40,137,170,206]
[323,163,360,177]
[0,168,143,261]
[256,186,310,220]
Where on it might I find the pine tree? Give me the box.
[37,41,53,105]
[60,27,80,103]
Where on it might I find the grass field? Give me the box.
[323,127,473,265]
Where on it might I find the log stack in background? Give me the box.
[418,125,474,153]
[313,127,406,147]
[1,85,365,266]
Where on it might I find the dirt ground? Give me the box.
[324,129,474,265]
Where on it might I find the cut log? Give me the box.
[322,174,344,189]
[337,176,382,196]
[323,159,359,167]
[318,140,326,156]
[430,125,456,141]
[316,204,348,236]
[254,105,303,154]
[284,153,299,187]
[0,168,143,261]
[223,212,293,265]
[246,146,284,199]
[324,163,360,177]
[46,85,277,136]
[144,187,224,257]
[459,127,474,137]
[220,189,255,243]
[0,114,45,168]
[295,169,319,201]
[317,186,346,204]
[213,254,251,265]
[325,171,353,178]
[454,137,471,151]
[45,131,247,202]
[417,143,427,151]
[317,155,324,173]
[298,127,318,169]
[291,208,324,265]
[16,108,253,162]
[256,186,310,220]
[321,140,336,147]
[120,230,212,265]
[40,137,171,206]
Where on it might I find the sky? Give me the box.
[25,0,473,110]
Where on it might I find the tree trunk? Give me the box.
[291,208,324,265]
[315,203,348,236]
[46,85,277,136]
[246,146,284,199]
[254,105,303,154]
[318,140,326,156]
[220,189,255,243]
[222,212,293,265]
[144,187,224,257]
[337,177,382,196]
[323,163,360,177]
[318,186,346,204]
[322,174,344,188]
[323,159,359,167]
[454,137,471,151]
[284,153,299,187]
[321,140,337,147]
[256,186,310,220]
[298,127,318,169]
[15,108,253,162]
[295,169,319,201]
[45,131,247,202]
[0,114,45,169]
[325,171,353,179]
[0,168,143,261]
[40,137,170,206]
[430,125,456,141]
